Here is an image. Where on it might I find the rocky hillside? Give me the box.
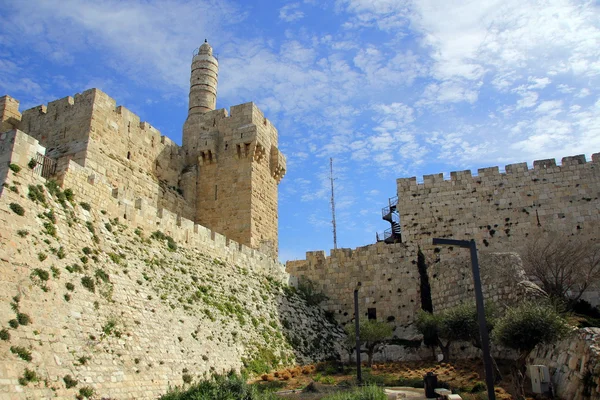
[0,167,344,399]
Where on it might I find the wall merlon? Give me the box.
[533,158,557,169]
[477,166,500,177]
[397,177,417,187]
[423,173,444,184]
[561,154,586,166]
[505,162,528,174]
[398,152,599,195]
[46,95,75,112]
[450,170,472,180]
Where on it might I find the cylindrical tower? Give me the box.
[188,40,218,115]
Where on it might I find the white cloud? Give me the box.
[279,3,305,22]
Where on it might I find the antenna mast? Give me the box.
[330,158,338,250]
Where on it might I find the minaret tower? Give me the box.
[180,41,286,259]
[182,39,220,156]
[188,39,218,115]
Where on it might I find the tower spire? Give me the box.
[187,40,218,115]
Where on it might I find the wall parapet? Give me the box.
[397,152,600,189]
[35,149,287,280]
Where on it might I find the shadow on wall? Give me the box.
[276,284,344,366]
[152,142,192,219]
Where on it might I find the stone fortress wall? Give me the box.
[397,154,600,249]
[287,152,600,327]
[0,129,285,278]
[0,146,340,399]
[0,40,286,259]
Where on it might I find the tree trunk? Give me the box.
[509,353,529,400]
[438,339,451,362]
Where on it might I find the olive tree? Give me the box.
[345,320,393,367]
[415,303,497,362]
[493,301,571,399]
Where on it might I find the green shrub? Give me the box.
[10,346,32,361]
[78,355,91,365]
[31,268,50,281]
[44,209,56,224]
[63,374,78,389]
[0,328,10,341]
[45,180,60,196]
[57,246,66,259]
[38,252,47,261]
[82,247,92,255]
[80,202,91,211]
[78,386,95,398]
[8,319,19,328]
[66,264,83,273]
[64,294,71,302]
[18,368,39,386]
[9,203,25,216]
[182,373,193,384]
[63,188,74,201]
[27,185,46,203]
[159,373,280,400]
[95,269,110,283]
[9,163,21,173]
[9,185,18,193]
[17,313,31,326]
[105,222,113,232]
[66,282,75,291]
[27,158,37,169]
[43,222,57,237]
[85,221,95,234]
[17,230,28,238]
[51,266,60,278]
[81,276,95,292]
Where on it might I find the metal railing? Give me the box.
[33,152,56,179]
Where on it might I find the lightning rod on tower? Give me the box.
[330,158,337,250]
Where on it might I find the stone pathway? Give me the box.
[384,387,431,399]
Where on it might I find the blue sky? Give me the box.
[1,0,599,262]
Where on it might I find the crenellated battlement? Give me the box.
[396,151,600,248]
[2,42,286,260]
[397,152,600,189]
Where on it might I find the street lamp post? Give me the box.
[354,287,362,384]
[432,238,496,400]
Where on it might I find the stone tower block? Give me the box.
[180,41,286,258]
[0,95,22,133]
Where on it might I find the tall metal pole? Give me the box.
[432,238,496,400]
[330,158,337,250]
[468,240,496,400]
[354,289,362,384]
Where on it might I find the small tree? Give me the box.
[345,320,393,366]
[521,229,600,304]
[415,303,498,363]
[493,301,571,399]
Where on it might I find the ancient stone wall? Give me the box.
[0,95,21,133]
[286,244,536,331]
[19,92,94,167]
[530,328,600,400]
[184,102,285,257]
[18,89,193,222]
[286,243,421,334]
[397,153,600,249]
[0,140,340,400]
[429,252,541,312]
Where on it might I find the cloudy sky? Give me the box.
[1,0,599,262]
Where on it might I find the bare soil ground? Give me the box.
[252,360,519,399]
